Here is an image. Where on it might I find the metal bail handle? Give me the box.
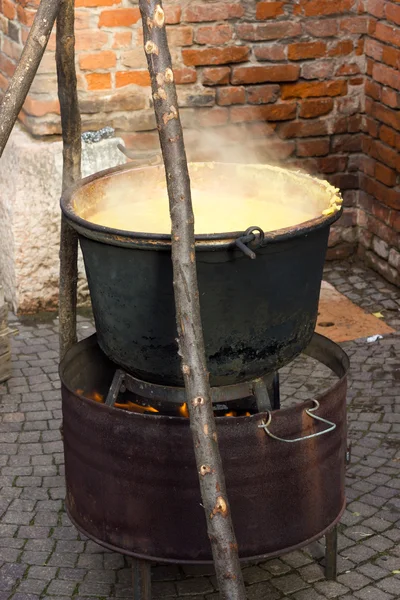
[258,399,336,443]
[235,226,265,259]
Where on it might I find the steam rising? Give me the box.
[72,129,342,236]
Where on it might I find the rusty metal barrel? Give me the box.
[60,333,348,563]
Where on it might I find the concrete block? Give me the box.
[0,125,126,313]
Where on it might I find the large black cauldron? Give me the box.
[61,162,342,386]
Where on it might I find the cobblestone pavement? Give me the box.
[1,259,399,600]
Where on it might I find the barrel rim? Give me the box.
[60,161,342,250]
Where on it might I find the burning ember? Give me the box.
[76,389,159,414]
[76,392,252,418]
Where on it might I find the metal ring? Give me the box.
[235,226,265,259]
[258,399,336,443]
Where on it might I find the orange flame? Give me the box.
[225,410,237,417]
[114,401,159,414]
[179,403,190,418]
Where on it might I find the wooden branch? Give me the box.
[0,0,61,158]
[138,2,246,598]
[56,0,82,360]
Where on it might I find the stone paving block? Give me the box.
[245,581,282,600]
[242,565,272,584]
[176,577,214,596]
[314,580,350,597]
[271,573,309,594]
[16,579,48,595]
[337,571,372,590]
[293,590,326,600]
[260,558,291,576]
[355,585,395,600]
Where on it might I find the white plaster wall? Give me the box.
[0,125,126,313]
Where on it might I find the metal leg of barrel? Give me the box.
[325,526,338,581]
[132,559,151,599]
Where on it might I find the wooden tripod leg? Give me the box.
[132,559,151,600]
[325,526,338,581]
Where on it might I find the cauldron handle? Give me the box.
[258,399,336,443]
[235,226,265,259]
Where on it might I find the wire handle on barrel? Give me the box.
[258,399,336,443]
[235,226,265,259]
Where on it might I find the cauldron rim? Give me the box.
[60,161,342,250]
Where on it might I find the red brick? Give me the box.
[197,107,229,127]
[328,40,353,56]
[195,24,233,45]
[281,80,347,99]
[167,26,193,47]
[112,31,132,48]
[184,3,244,22]
[372,102,400,132]
[374,22,400,48]
[230,103,297,123]
[369,139,399,170]
[381,87,400,109]
[202,67,230,86]
[335,63,361,76]
[85,73,111,90]
[247,84,280,104]
[331,134,363,152]
[231,64,299,84]
[340,16,368,33]
[386,2,400,26]
[301,0,353,16]
[98,8,141,27]
[278,120,329,138]
[182,46,249,66]
[256,2,285,19]
[236,21,302,41]
[3,0,16,19]
[1,38,20,61]
[79,51,116,70]
[364,38,383,61]
[75,0,121,5]
[365,117,379,138]
[23,96,60,117]
[217,86,245,105]
[365,179,400,211]
[356,39,364,56]
[76,30,109,51]
[0,53,16,78]
[299,98,334,118]
[301,61,334,80]
[116,70,151,88]
[366,0,385,18]
[75,10,92,29]
[382,46,400,69]
[304,18,338,37]
[165,5,181,24]
[297,139,330,157]
[254,44,286,61]
[17,5,35,25]
[288,41,326,60]
[379,125,399,149]
[375,162,397,187]
[174,68,197,84]
[390,210,400,232]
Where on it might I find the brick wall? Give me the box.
[0,1,398,285]
[360,0,400,286]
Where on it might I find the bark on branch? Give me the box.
[0,0,61,158]
[138,2,246,598]
[56,0,82,360]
